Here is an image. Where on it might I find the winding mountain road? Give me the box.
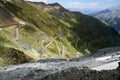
[0,24,19,28]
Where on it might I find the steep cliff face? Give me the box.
[0,1,120,65]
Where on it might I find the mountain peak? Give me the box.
[48,2,61,6]
[90,4,120,34]
[48,2,68,11]
[31,2,46,5]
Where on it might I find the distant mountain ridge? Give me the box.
[90,5,120,34]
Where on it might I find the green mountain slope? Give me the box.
[30,2,120,52]
[0,1,81,66]
[0,1,120,66]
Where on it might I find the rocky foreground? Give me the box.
[0,60,119,80]
[0,47,120,80]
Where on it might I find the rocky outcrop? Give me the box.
[0,45,31,66]
[0,60,119,80]
[42,68,119,80]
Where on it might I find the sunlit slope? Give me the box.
[0,1,120,66]
[30,2,120,52]
[0,1,82,66]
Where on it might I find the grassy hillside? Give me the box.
[0,1,120,66]
[0,45,31,66]
[31,2,120,52]
[0,6,17,26]
[0,1,81,66]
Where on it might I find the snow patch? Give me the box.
[96,56,112,61]
[91,61,119,71]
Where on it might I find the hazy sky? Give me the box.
[25,0,120,14]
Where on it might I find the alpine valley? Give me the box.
[0,0,120,80]
[0,0,120,65]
